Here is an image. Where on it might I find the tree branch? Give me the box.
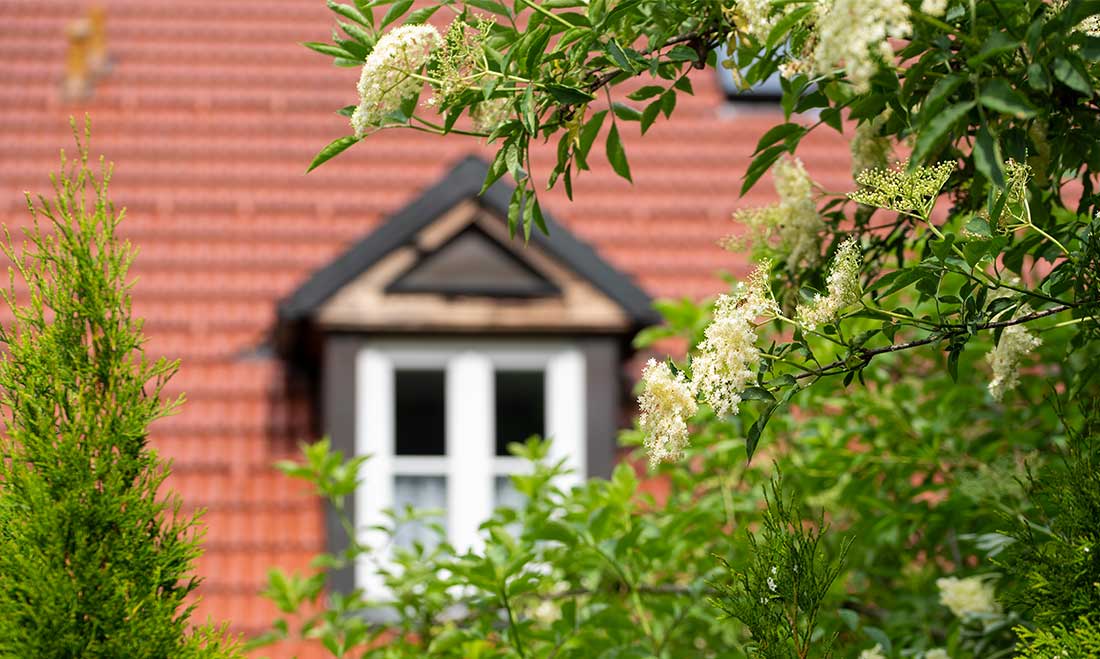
[794,304,1078,381]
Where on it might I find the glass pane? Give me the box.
[394,369,445,456]
[495,369,545,456]
[393,475,447,550]
[494,475,525,511]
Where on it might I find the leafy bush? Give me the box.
[0,123,240,659]
[260,0,1100,655]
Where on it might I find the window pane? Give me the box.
[494,475,525,510]
[394,369,445,456]
[495,370,544,456]
[393,475,447,550]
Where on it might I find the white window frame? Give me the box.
[354,340,586,592]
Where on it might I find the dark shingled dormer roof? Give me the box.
[278,155,661,328]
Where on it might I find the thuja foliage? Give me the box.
[711,478,851,659]
[0,125,240,659]
[271,0,1100,656]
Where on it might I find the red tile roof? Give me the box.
[0,0,852,650]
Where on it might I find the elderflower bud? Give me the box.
[813,0,911,92]
[850,160,956,216]
[986,322,1042,401]
[730,157,825,268]
[692,262,778,417]
[351,24,442,137]
[797,237,862,330]
[638,359,697,467]
[859,645,888,659]
[936,576,1001,619]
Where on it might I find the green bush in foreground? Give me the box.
[0,123,240,659]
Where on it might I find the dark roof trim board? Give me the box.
[278,155,660,327]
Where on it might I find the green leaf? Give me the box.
[1053,56,1092,94]
[979,79,1037,118]
[606,38,637,73]
[380,0,412,28]
[912,100,974,164]
[640,99,661,134]
[575,109,607,169]
[327,0,372,27]
[741,386,777,403]
[306,136,358,172]
[546,83,596,105]
[753,123,803,155]
[922,72,966,118]
[666,45,698,62]
[660,90,676,118]
[611,102,642,122]
[627,85,664,101]
[605,123,632,182]
[968,31,1019,66]
[740,144,785,196]
[467,0,511,17]
[405,4,441,24]
[302,41,354,59]
[973,124,1005,188]
[745,404,777,462]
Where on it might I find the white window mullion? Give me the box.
[546,348,586,489]
[355,349,395,592]
[446,351,493,553]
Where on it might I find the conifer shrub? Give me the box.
[0,123,240,659]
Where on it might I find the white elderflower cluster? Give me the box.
[351,24,442,137]
[692,262,778,417]
[986,322,1042,401]
[925,649,950,659]
[859,645,887,659]
[730,157,825,268]
[638,359,698,467]
[797,237,862,330]
[920,0,948,16]
[850,114,893,178]
[731,0,791,42]
[936,576,1001,619]
[814,0,911,92]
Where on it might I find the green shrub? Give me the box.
[0,122,240,659]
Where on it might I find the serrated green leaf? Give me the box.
[640,99,661,134]
[611,102,641,122]
[912,100,974,164]
[327,0,372,27]
[968,31,1019,66]
[606,38,637,73]
[979,79,1037,118]
[306,136,358,172]
[380,0,412,28]
[575,109,607,169]
[606,123,632,182]
[546,83,596,104]
[302,41,354,59]
[754,123,803,155]
[740,144,785,196]
[405,4,441,24]
[1053,56,1091,94]
[627,85,664,101]
[973,124,1005,188]
[666,45,698,62]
